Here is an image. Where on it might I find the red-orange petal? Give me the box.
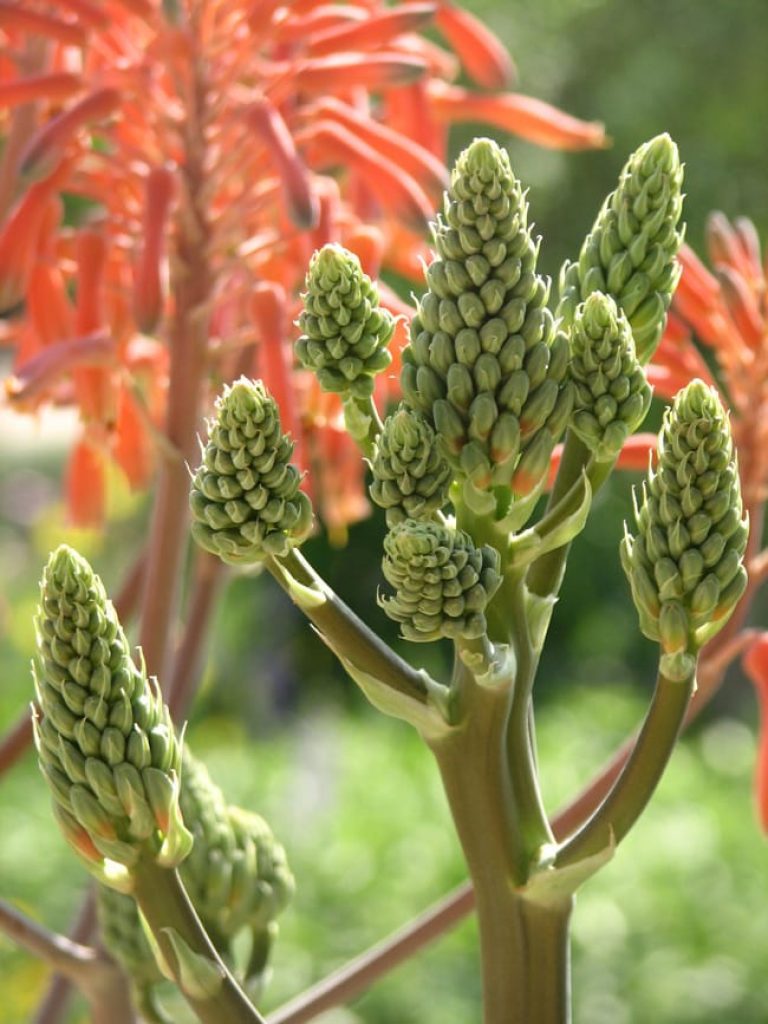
[716,265,764,350]
[112,385,154,489]
[291,53,427,93]
[66,437,106,529]
[428,82,607,151]
[0,3,87,46]
[434,1,515,90]
[302,96,448,197]
[247,99,319,229]
[743,634,768,834]
[134,166,174,334]
[0,72,82,109]
[308,3,436,56]
[20,88,121,181]
[300,120,433,231]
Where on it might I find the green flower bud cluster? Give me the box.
[558,133,684,364]
[369,405,452,527]
[296,244,395,399]
[569,292,652,462]
[98,751,294,1013]
[401,138,573,515]
[33,547,191,888]
[380,519,502,642]
[190,378,313,565]
[621,380,748,680]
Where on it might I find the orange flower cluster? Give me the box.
[0,0,605,536]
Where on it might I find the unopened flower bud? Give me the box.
[379,519,501,642]
[296,245,394,400]
[569,292,652,461]
[190,378,313,565]
[370,406,453,527]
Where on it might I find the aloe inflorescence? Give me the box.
[558,132,685,364]
[621,379,748,680]
[401,137,573,516]
[33,546,191,890]
[190,378,313,565]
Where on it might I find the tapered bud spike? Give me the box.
[33,546,192,887]
[621,380,748,679]
[190,378,313,565]
[99,748,294,1006]
[569,292,652,461]
[370,405,453,527]
[379,519,501,642]
[558,134,685,364]
[401,137,573,522]
[296,245,395,400]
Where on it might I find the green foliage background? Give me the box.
[2,1,768,1021]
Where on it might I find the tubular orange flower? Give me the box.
[743,635,768,834]
[0,72,82,109]
[65,435,107,529]
[652,214,768,506]
[20,88,122,181]
[427,81,607,150]
[1,0,604,538]
[433,1,516,90]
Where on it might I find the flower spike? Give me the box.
[33,546,192,890]
[190,378,313,566]
[620,380,748,680]
[558,133,685,364]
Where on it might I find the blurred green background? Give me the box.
[2,1,768,1021]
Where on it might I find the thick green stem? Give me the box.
[267,548,434,705]
[557,666,696,867]
[520,898,573,1024]
[132,861,265,1024]
[429,659,528,1022]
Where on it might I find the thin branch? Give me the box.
[34,889,98,1024]
[168,552,225,720]
[0,712,33,777]
[267,883,475,1024]
[0,898,99,982]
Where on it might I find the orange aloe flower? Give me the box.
[0,0,604,535]
[651,216,768,506]
[743,636,768,834]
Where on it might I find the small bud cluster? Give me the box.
[558,133,685,364]
[33,547,191,884]
[379,519,502,642]
[369,406,452,527]
[621,380,748,679]
[190,378,313,565]
[569,292,652,461]
[296,245,394,399]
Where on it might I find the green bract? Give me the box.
[380,519,502,642]
[98,750,294,1012]
[190,378,313,565]
[569,292,652,462]
[621,380,748,680]
[558,133,684,365]
[401,137,573,516]
[296,244,395,399]
[33,546,191,889]
[370,405,453,527]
